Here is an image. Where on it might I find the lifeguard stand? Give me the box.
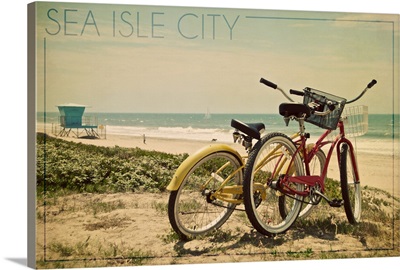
[57,103,100,138]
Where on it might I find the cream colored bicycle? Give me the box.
[166,119,265,240]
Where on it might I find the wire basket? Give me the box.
[342,105,368,137]
[303,87,347,130]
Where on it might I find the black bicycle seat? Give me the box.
[279,103,311,118]
[231,119,265,140]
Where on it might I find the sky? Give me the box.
[33,2,398,114]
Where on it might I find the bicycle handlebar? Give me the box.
[312,79,378,117]
[259,78,278,89]
[260,77,377,103]
[367,79,377,89]
[346,79,377,104]
[289,89,304,96]
[259,78,294,102]
[260,77,378,116]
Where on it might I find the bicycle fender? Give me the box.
[166,144,243,191]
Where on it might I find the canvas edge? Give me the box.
[27,2,37,269]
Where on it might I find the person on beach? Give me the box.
[143,134,146,144]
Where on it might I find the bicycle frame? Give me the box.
[281,118,360,197]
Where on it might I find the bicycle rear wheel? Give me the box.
[168,151,242,240]
[340,143,362,224]
[243,133,305,236]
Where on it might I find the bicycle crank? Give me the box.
[312,189,343,208]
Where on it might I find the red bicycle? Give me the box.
[243,78,377,236]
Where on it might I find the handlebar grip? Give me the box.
[367,79,377,89]
[260,78,277,89]
[289,89,304,96]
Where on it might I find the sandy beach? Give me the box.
[34,123,400,268]
[36,123,399,197]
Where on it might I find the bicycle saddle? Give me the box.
[231,119,265,140]
[279,103,311,118]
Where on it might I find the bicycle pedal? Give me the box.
[329,199,343,208]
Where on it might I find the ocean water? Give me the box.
[38,111,398,145]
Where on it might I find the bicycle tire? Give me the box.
[279,149,326,219]
[168,151,242,240]
[340,143,362,224]
[243,132,305,236]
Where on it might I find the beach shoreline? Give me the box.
[35,123,399,197]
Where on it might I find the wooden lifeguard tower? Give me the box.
[56,103,100,138]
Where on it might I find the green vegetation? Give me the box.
[36,133,188,195]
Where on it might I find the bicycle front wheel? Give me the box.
[243,133,305,236]
[168,151,243,240]
[340,143,362,224]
